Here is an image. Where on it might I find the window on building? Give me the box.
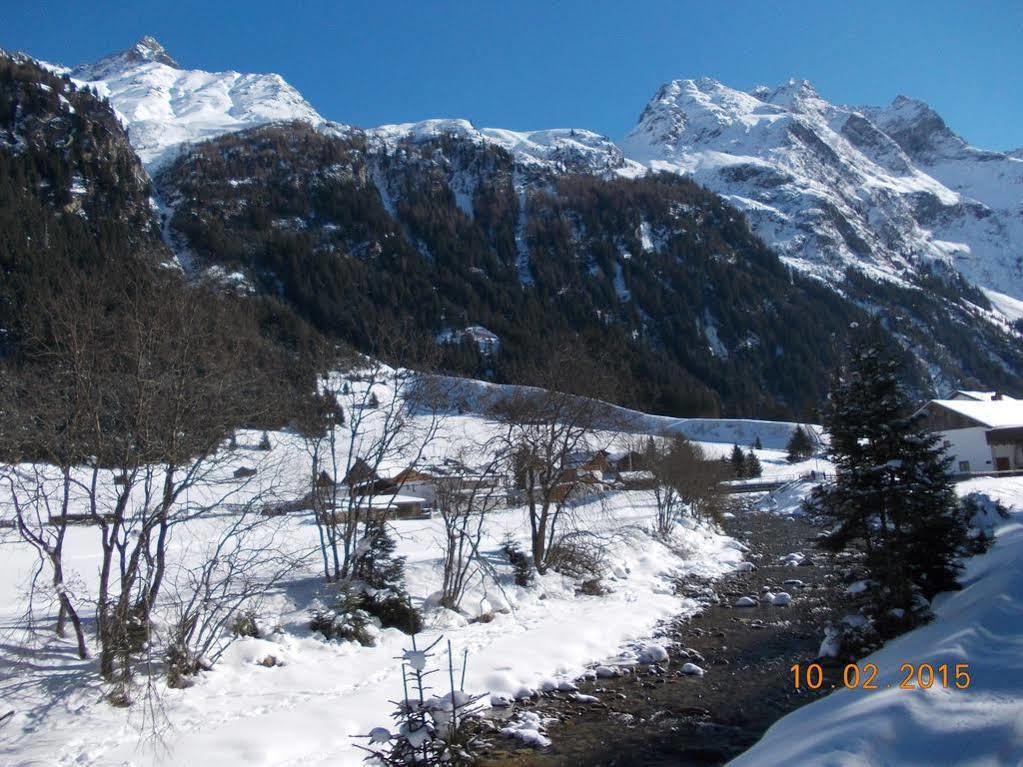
[958,461,971,473]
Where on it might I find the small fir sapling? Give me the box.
[359,626,484,766]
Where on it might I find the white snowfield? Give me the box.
[67,36,325,169]
[731,476,1023,767]
[0,370,755,767]
[1,491,740,767]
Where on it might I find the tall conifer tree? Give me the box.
[812,322,975,619]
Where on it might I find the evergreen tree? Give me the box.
[730,443,746,479]
[753,435,763,450]
[745,449,763,478]
[355,519,406,591]
[354,519,422,634]
[811,324,976,619]
[786,426,814,463]
[258,431,272,451]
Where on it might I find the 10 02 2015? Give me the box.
[790,662,972,690]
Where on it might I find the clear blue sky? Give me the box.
[4,0,1021,150]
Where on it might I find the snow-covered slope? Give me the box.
[365,118,643,177]
[68,36,324,169]
[620,78,1023,303]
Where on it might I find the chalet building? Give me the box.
[563,449,619,483]
[916,392,1023,474]
[388,458,507,506]
[354,493,428,519]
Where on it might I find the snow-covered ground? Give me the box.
[0,370,761,767]
[0,489,742,766]
[730,476,1023,766]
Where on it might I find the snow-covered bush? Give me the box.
[309,585,376,646]
[165,629,211,689]
[500,537,534,587]
[545,536,606,580]
[230,610,262,639]
[363,589,423,635]
[960,492,1008,548]
[355,520,422,634]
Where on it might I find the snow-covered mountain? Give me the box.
[620,78,1023,303]
[70,40,1022,309]
[68,36,324,169]
[365,118,642,177]
[28,38,1023,387]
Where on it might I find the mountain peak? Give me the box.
[130,36,178,67]
[765,78,822,109]
[863,94,962,159]
[72,35,179,80]
[67,36,322,169]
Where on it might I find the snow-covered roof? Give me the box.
[951,390,1018,402]
[354,494,426,509]
[619,470,655,481]
[930,398,1023,428]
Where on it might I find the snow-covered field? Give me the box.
[0,490,742,766]
[731,476,1023,766]
[0,372,761,767]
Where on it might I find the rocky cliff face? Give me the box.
[621,78,1023,311]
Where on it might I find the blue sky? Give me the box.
[4,0,1021,150]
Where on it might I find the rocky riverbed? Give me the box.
[477,505,860,766]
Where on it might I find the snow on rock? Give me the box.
[782,579,805,589]
[780,552,808,567]
[771,592,792,606]
[846,579,870,595]
[680,662,705,676]
[489,693,514,708]
[637,643,669,664]
[499,711,551,748]
[735,561,756,572]
[818,626,843,659]
[735,596,759,607]
[595,665,619,678]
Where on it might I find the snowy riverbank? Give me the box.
[0,488,743,766]
[729,476,1023,766]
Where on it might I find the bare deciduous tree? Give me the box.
[491,348,622,574]
[162,501,308,687]
[298,350,445,583]
[648,433,727,537]
[434,442,509,610]
[4,261,296,700]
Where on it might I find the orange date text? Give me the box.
[790,662,971,690]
